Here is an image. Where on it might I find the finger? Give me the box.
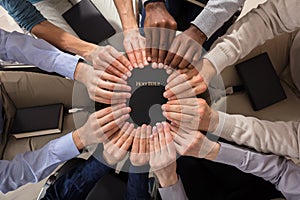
[95,104,125,119]
[101,114,129,134]
[116,123,135,148]
[110,49,133,72]
[145,28,152,62]
[120,128,135,151]
[94,89,131,102]
[100,71,127,85]
[166,98,197,106]
[156,123,166,150]
[99,81,131,92]
[124,40,138,68]
[164,37,180,66]
[163,122,175,155]
[151,28,160,65]
[140,124,147,154]
[146,125,152,154]
[138,37,148,66]
[110,122,129,144]
[131,38,144,68]
[132,126,141,153]
[153,126,160,153]
[96,106,130,125]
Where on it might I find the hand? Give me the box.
[74,62,132,104]
[130,124,151,166]
[169,125,220,160]
[103,122,135,165]
[164,67,207,100]
[150,123,178,187]
[91,45,133,79]
[144,2,177,67]
[73,104,131,150]
[123,29,148,68]
[162,98,219,132]
[164,25,207,69]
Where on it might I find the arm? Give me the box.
[0,0,97,61]
[204,0,300,73]
[191,0,245,39]
[214,142,300,200]
[113,0,137,31]
[215,112,300,159]
[0,133,79,194]
[0,29,78,79]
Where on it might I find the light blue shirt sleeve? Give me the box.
[191,0,245,38]
[0,29,79,79]
[0,132,79,194]
[214,142,300,200]
[0,0,46,31]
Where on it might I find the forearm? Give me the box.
[204,0,300,73]
[215,112,300,159]
[113,0,137,30]
[214,142,300,200]
[0,133,79,193]
[31,21,97,61]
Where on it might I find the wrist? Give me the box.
[205,142,220,161]
[72,130,84,150]
[157,173,178,188]
[145,1,165,11]
[200,58,217,85]
[187,24,207,44]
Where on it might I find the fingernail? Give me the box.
[152,62,158,69]
[166,68,173,75]
[126,71,132,77]
[129,65,133,70]
[139,63,144,68]
[144,60,149,65]
[126,93,131,98]
[163,91,169,98]
[162,111,167,117]
[147,57,151,62]
[122,74,127,80]
[158,63,164,69]
[161,104,166,110]
[134,63,138,68]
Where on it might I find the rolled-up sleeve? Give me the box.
[0,0,46,31]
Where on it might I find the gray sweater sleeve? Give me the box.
[215,142,300,200]
[191,0,245,38]
[215,111,300,159]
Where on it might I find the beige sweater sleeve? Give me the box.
[204,0,300,73]
[216,112,300,159]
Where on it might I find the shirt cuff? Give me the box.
[52,132,80,162]
[214,142,246,168]
[191,7,217,39]
[54,54,79,80]
[211,111,236,141]
[158,177,188,200]
[203,44,230,74]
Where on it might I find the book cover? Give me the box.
[235,53,287,111]
[11,104,64,138]
[62,0,116,44]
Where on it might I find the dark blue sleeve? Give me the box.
[0,0,46,31]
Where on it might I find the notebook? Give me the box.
[235,53,287,111]
[11,104,64,138]
[62,0,116,44]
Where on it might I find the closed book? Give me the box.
[62,0,116,44]
[11,104,64,139]
[235,53,287,111]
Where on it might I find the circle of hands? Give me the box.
[76,27,219,178]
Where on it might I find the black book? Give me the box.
[11,104,64,139]
[62,0,116,44]
[235,53,287,111]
